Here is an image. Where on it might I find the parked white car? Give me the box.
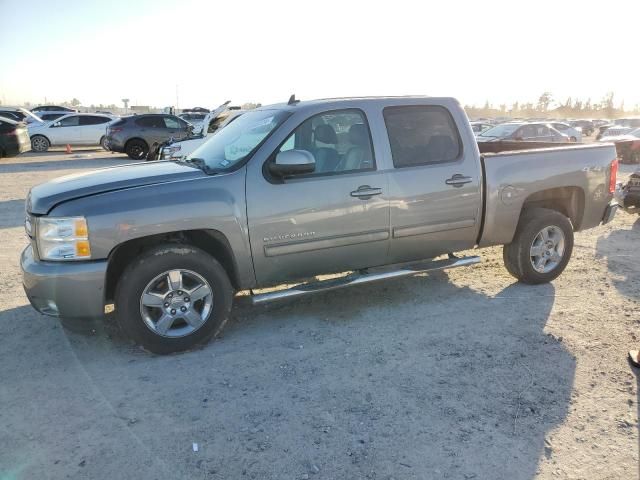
[28,113,117,152]
[159,103,246,160]
[548,122,582,142]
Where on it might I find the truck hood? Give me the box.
[27,161,206,214]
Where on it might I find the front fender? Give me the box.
[49,168,256,288]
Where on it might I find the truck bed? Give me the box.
[478,143,618,247]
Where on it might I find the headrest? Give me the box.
[314,124,338,144]
[348,123,369,146]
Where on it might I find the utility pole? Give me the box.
[176,84,179,111]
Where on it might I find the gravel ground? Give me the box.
[0,149,638,480]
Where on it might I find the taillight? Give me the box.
[109,127,123,134]
[609,158,618,194]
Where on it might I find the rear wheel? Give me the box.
[125,139,148,160]
[31,135,50,152]
[115,244,233,354]
[570,136,577,142]
[100,136,109,151]
[503,208,574,284]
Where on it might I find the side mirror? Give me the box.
[514,136,523,141]
[51,122,60,128]
[269,149,315,176]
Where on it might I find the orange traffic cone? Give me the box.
[65,144,72,154]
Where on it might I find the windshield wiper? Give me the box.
[180,157,215,174]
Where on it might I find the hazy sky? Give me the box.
[1,0,638,110]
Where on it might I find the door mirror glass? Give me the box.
[269,149,315,176]
[51,122,60,128]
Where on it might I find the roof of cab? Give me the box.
[257,95,458,112]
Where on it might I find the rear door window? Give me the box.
[383,105,461,167]
[135,116,164,128]
[164,117,182,129]
[80,116,111,126]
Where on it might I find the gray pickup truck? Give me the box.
[22,96,619,354]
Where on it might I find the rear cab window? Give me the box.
[383,105,461,167]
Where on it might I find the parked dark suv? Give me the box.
[0,116,30,158]
[106,114,193,160]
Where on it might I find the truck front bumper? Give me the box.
[21,245,107,319]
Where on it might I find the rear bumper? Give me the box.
[1,135,30,156]
[602,201,618,224]
[21,245,107,319]
[105,136,125,152]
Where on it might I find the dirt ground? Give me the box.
[0,149,638,480]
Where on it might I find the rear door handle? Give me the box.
[350,185,382,199]
[445,174,473,188]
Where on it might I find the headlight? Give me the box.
[167,145,182,155]
[37,216,91,260]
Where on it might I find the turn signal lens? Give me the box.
[75,240,91,257]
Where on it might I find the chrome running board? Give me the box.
[251,255,480,305]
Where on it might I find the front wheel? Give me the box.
[503,208,574,284]
[115,245,233,354]
[31,135,50,152]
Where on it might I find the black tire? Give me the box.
[570,136,577,142]
[503,208,574,284]
[31,135,50,152]
[100,136,109,151]
[125,139,148,160]
[115,244,233,354]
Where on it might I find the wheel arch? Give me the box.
[105,229,241,303]
[124,137,149,149]
[31,133,51,144]
[520,186,585,231]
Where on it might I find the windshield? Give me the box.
[479,124,520,138]
[185,109,289,173]
[22,109,43,124]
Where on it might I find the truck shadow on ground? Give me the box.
[0,199,26,229]
[597,216,640,478]
[1,271,575,480]
[595,216,640,301]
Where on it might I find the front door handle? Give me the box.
[350,185,382,200]
[445,174,473,188]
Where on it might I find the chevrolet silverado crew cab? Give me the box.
[22,96,619,354]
